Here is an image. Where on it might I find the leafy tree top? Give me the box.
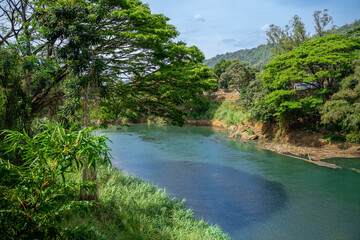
[220,60,256,91]
[262,34,360,90]
[0,0,212,128]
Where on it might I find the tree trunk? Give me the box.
[81,82,99,201]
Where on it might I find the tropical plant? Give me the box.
[0,123,111,239]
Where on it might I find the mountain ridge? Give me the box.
[204,19,360,70]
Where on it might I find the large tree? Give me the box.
[219,60,256,91]
[266,15,309,55]
[321,55,360,142]
[0,0,214,203]
[266,9,335,55]
[0,0,212,129]
[212,59,235,90]
[259,34,360,129]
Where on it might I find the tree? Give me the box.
[260,34,360,129]
[313,9,335,37]
[0,47,25,130]
[99,52,216,125]
[266,15,309,55]
[0,0,211,129]
[213,59,232,77]
[321,56,360,142]
[219,60,256,91]
[0,0,213,202]
[212,59,234,89]
[266,10,336,56]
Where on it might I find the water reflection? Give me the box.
[113,160,287,234]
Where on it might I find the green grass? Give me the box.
[190,100,250,127]
[213,101,250,126]
[64,167,230,240]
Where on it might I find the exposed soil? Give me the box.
[187,119,360,170]
[204,90,240,101]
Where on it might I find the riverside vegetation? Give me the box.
[0,0,225,238]
[0,1,359,239]
[0,124,229,239]
[192,12,360,149]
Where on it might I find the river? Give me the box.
[100,124,360,240]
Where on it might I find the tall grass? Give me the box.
[213,101,250,126]
[64,167,230,240]
[189,100,250,127]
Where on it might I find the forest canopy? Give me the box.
[0,0,214,130]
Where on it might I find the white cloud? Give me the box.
[190,14,206,22]
[260,24,270,31]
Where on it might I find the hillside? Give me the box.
[335,19,360,36]
[203,44,274,69]
[204,19,360,70]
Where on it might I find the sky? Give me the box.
[142,0,360,59]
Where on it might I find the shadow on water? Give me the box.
[114,160,288,235]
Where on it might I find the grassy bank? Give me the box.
[64,167,230,240]
[189,100,249,127]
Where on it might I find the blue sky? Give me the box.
[142,0,360,59]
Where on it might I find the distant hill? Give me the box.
[334,19,360,37]
[204,19,360,70]
[203,44,274,69]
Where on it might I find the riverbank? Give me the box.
[64,167,230,240]
[187,119,360,169]
[102,123,360,239]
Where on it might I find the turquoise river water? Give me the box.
[100,124,360,240]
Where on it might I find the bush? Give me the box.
[0,124,111,239]
[346,132,360,143]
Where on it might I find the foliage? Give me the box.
[0,0,212,129]
[260,34,360,129]
[220,60,256,91]
[321,56,360,142]
[204,44,274,69]
[313,9,335,38]
[186,98,221,120]
[189,99,250,126]
[266,15,309,55]
[213,59,234,78]
[99,59,216,126]
[55,77,83,129]
[212,59,234,89]
[0,48,26,130]
[0,124,111,239]
[335,19,360,38]
[266,9,337,55]
[239,75,270,111]
[204,17,360,73]
[263,34,359,90]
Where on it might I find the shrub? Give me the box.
[0,124,111,239]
